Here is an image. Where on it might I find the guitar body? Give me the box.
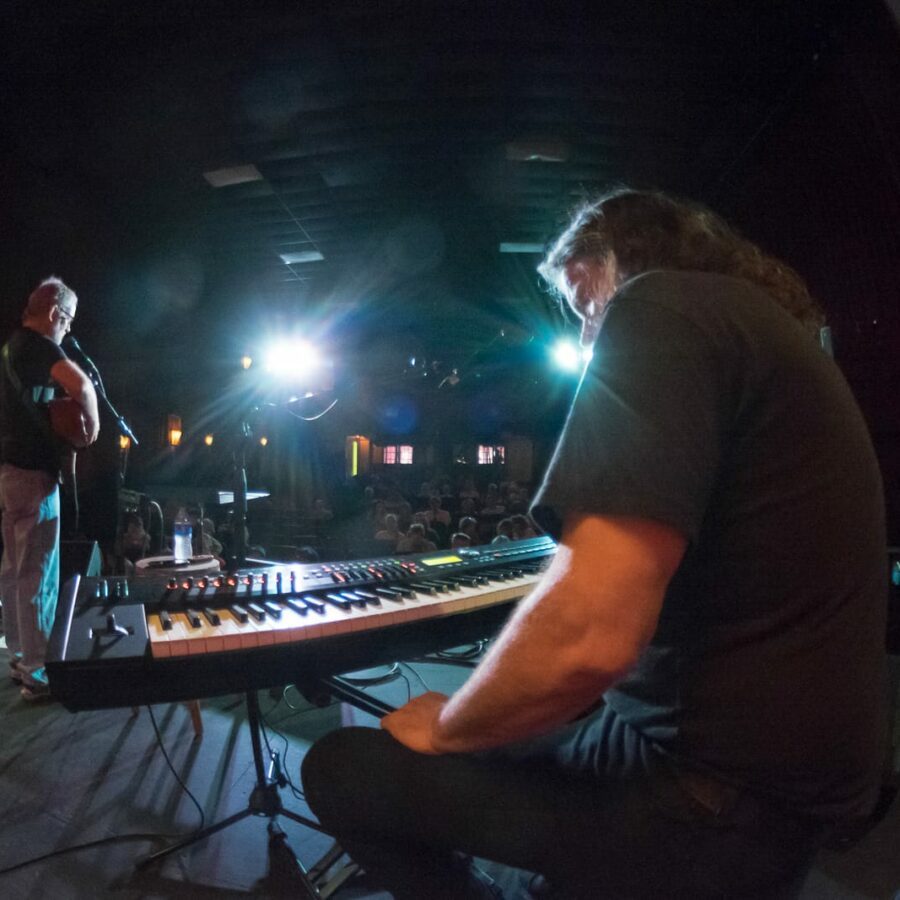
[49,396,90,449]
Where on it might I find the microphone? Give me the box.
[64,334,95,366]
[64,335,102,381]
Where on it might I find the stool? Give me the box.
[132,699,203,738]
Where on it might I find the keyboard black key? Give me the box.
[299,595,326,614]
[323,593,352,611]
[202,607,221,626]
[283,597,309,616]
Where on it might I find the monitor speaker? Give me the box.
[60,539,102,582]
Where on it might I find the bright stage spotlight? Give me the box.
[263,339,321,381]
[552,339,592,373]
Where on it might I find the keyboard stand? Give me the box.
[137,689,329,898]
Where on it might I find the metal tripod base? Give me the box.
[137,690,332,898]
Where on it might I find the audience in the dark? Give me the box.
[221,473,539,561]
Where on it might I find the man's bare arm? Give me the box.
[50,358,100,443]
[381,513,686,754]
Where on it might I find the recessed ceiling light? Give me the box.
[202,164,263,187]
[499,243,545,254]
[279,250,325,264]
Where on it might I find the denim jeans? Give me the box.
[0,464,60,685]
[301,706,822,898]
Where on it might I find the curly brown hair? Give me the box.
[539,189,825,335]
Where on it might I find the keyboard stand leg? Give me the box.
[137,689,330,899]
[306,675,398,718]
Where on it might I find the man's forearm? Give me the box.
[381,514,684,756]
[52,359,100,438]
[67,377,100,439]
[430,578,621,753]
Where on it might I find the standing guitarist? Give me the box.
[0,277,99,701]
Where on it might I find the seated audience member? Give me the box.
[424,494,452,528]
[506,484,531,515]
[458,475,480,503]
[396,500,414,533]
[424,495,452,546]
[458,516,479,544]
[510,514,537,540]
[481,483,505,515]
[491,518,514,543]
[458,496,478,518]
[201,517,225,558]
[374,513,403,549]
[417,481,434,504]
[449,532,472,551]
[397,522,437,555]
[120,513,150,564]
[413,511,441,547]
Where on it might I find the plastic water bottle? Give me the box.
[173,508,192,564]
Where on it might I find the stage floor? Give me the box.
[1,637,898,899]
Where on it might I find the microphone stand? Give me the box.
[65,336,139,448]
[230,419,251,569]
[63,336,140,543]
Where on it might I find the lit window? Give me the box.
[477,445,505,465]
[384,444,414,465]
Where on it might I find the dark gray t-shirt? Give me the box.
[0,327,67,474]
[532,270,886,821]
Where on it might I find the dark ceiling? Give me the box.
[0,0,892,439]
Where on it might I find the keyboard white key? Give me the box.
[148,571,541,659]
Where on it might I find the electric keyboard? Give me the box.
[46,536,555,710]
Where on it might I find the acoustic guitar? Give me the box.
[49,396,90,486]
[49,396,91,449]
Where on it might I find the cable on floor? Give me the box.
[0,705,207,878]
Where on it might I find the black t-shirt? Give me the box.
[532,270,887,821]
[0,327,67,474]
